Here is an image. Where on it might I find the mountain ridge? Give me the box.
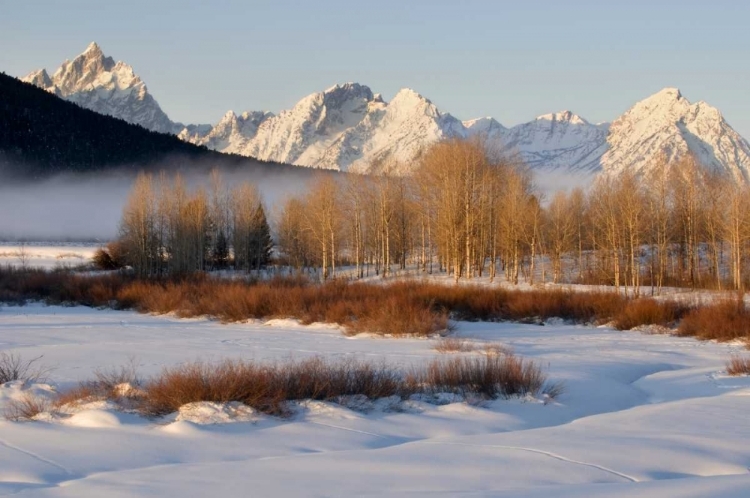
[20,43,750,181]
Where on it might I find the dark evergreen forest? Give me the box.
[0,73,303,178]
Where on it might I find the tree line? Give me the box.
[117,138,750,294]
[118,170,272,277]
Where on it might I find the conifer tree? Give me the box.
[250,203,273,270]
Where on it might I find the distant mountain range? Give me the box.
[21,43,750,181]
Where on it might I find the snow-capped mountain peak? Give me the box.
[83,41,102,55]
[23,69,54,92]
[463,117,506,134]
[22,42,178,134]
[601,87,750,182]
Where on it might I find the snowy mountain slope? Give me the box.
[342,88,466,174]
[183,84,467,173]
[189,86,605,175]
[184,86,750,179]
[179,110,274,152]
[22,42,181,134]
[601,88,750,182]
[497,112,609,173]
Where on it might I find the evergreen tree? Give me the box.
[250,203,273,271]
[212,230,230,269]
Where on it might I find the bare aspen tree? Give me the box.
[589,177,622,289]
[119,172,157,277]
[302,174,342,280]
[702,170,729,289]
[231,182,263,272]
[644,153,673,294]
[722,182,750,291]
[546,191,576,283]
[616,169,646,296]
[342,174,367,278]
[499,166,534,284]
[373,165,397,278]
[567,188,587,282]
[669,154,704,288]
[277,196,313,271]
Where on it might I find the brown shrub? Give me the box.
[726,356,750,376]
[13,353,553,421]
[0,352,49,384]
[142,357,409,417]
[54,384,101,409]
[138,354,550,417]
[4,393,51,421]
[613,299,689,331]
[677,298,750,342]
[420,354,547,398]
[92,246,123,271]
[12,267,750,342]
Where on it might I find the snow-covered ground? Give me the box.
[0,243,99,270]
[0,304,749,496]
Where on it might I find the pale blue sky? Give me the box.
[2,1,749,135]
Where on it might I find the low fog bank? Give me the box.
[0,162,320,241]
[0,157,594,241]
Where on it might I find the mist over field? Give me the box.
[0,162,316,240]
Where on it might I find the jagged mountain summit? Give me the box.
[600,87,750,182]
[22,42,181,134]
[185,83,467,174]
[186,83,606,175]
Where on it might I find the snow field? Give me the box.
[0,304,748,496]
[0,243,99,270]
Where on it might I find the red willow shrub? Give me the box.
[612,299,690,331]
[2,267,750,344]
[677,298,750,342]
[44,355,552,418]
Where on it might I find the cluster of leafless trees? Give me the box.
[276,139,543,283]
[119,171,272,276]
[276,139,750,294]
[119,138,750,293]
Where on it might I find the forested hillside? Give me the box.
[0,73,294,177]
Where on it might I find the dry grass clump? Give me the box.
[0,352,49,384]
[613,299,689,331]
[420,355,547,398]
[4,352,555,421]
[142,358,407,417]
[4,393,51,421]
[726,356,750,376]
[677,298,750,342]
[37,354,552,419]
[55,361,142,409]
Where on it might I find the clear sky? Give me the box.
[2,0,749,135]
